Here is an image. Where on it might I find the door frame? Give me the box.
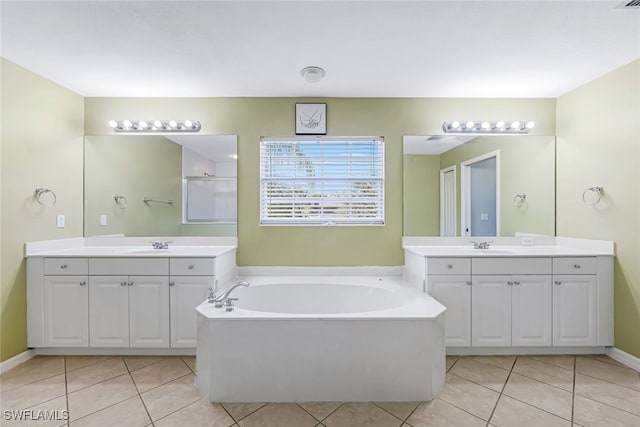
[460,150,500,237]
[439,165,457,236]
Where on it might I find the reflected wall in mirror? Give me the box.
[84,134,237,237]
[403,135,555,237]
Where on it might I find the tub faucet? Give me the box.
[471,240,492,250]
[211,281,250,308]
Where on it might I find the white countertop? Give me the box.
[26,245,236,258]
[404,245,613,257]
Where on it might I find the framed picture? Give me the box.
[295,103,327,135]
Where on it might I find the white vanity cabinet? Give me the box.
[169,258,215,348]
[27,247,237,353]
[426,258,472,347]
[405,245,614,353]
[42,258,89,347]
[89,259,170,348]
[552,257,598,346]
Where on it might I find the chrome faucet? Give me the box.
[209,281,250,308]
[149,241,171,249]
[471,240,492,250]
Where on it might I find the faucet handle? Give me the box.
[223,298,238,312]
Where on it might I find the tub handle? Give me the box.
[224,298,238,312]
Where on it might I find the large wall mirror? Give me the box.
[84,134,237,237]
[403,135,555,237]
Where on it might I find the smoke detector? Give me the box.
[301,66,326,83]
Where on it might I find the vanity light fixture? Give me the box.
[108,119,201,133]
[442,120,535,134]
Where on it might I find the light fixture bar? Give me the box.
[442,120,535,134]
[109,120,201,133]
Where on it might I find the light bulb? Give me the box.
[465,121,475,129]
[184,120,193,128]
[481,121,490,130]
[123,120,132,129]
[169,120,177,128]
[108,120,118,128]
[450,121,460,130]
[153,120,163,128]
[138,120,148,129]
[496,121,505,129]
[525,121,536,129]
[510,121,521,130]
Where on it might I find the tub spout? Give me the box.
[213,281,250,308]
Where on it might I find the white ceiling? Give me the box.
[1,0,638,98]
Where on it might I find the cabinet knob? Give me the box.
[120,282,127,286]
[555,280,562,285]
[514,281,521,286]
[188,265,194,270]
[574,264,581,269]
[169,282,175,287]
[447,264,453,269]
[79,281,86,286]
[128,282,133,287]
[507,281,514,286]
[466,281,472,286]
[60,264,68,269]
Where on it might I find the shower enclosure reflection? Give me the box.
[403,135,555,237]
[84,134,237,237]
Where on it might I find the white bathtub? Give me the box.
[195,276,446,402]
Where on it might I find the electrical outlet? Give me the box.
[521,236,534,246]
[56,215,65,228]
[100,214,107,226]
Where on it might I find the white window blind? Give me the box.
[260,138,385,225]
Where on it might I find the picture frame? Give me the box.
[295,103,327,135]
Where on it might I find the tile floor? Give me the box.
[1,354,639,426]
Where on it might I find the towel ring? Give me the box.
[113,194,128,208]
[513,193,527,208]
[582,186,603,205]
[34,187,57,207]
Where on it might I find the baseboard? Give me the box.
[606,347,640,372]
[0,349,36,375]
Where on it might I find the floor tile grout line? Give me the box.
[131,359,193,395]
[138,371,201,422]
[67,371,131,396]
[222,402,269,423]
[1,370,67,394]
[64,357,70,427]
[295,402,325,423]
[508,370,574,394]
[370,401,412,423]
[484,354,516,426]
[573,369,640,393]
[218,402,240,424]
[125,355,182,374]
[573,392,640,418]
[124,356,155,426]
[318,401,345,423]
[581,354,639,372]
[65,355,117,374]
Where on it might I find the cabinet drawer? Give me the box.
[89,258,169,276]
[44,258,88,275]
[553,257,597,275]
[472,257,551,275]
[426,258,471,275]
[170,258,215,276]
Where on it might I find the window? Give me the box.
[260,137,385,225]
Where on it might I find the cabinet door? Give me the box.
[43,276,88,347]
[511,275,552,346]
[472,276,511,347]
[89,276,129,347]
[427,275,471,347]
[553,275,597,346]
[170,276,213,347]
[129,276,170,348]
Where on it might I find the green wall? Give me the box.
[1,59,85,361]
[556,59,640,358]
[84,97,555,267]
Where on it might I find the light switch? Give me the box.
[56,214,65,228]
[480,213,489,221]
[100,214,107,226]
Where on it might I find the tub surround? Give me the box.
[196,275,446,402]
[25,237,237,355]
[404,236,614,356]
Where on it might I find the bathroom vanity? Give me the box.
[25,237,236,355]
[404,236,614,355]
